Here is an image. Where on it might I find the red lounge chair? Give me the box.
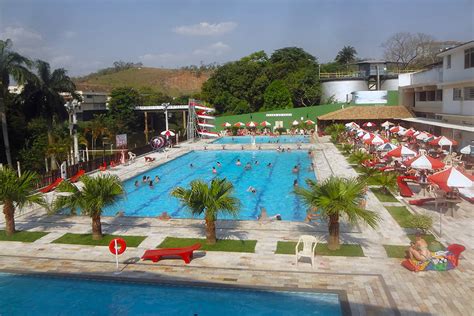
[397,176,417,197]
[70,169,85,183]
[40,178,63,193]
[447,244,465,266]
[409,198,435,206]
[141,243,201,264]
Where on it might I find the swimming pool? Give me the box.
[0,273,342,315]
[213,135,310,144]
[101,150,315,220]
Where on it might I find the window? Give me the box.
[86,95,93,99]
[435,89,443,101]
[418,91,427,101]
[427,91,435,101]
[465,48,474,69]
[464,87,474,100]
[453,88,462,100]
[446,55,451,69]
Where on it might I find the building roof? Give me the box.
[437,40,474,57]
[317,105,414,121]
[401,117,474,132]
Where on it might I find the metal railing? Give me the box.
[319,69,420,79]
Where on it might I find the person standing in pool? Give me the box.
[134,180,139,187]
[217,162,222,167]
[244,162,252,170]
[149,180,154,188]
[154,176,160,183]
[212,166,217,174]
[293,179,298,187]
[142,176,147,183]
[236,159,241,166]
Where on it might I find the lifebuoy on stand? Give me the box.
[109,238,127,273]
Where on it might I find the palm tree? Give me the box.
[357,165,380,181]
[348,150,372,165]
[84,114,110,152]
[325,123,346,143]
[373,172,398,194]
[335,46,357,65]
[171,178,239,245]
[52,174,124,240]
[0,39,34,166]
[295,176,379,250]
[0,167,45,236]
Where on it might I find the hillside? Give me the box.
[73,67,212,96]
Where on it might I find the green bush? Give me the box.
[275,127,286,134]
[408,214,433,234]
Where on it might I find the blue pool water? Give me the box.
[101,150,315,220]
[213,135,310,144]
[0,273,342,315]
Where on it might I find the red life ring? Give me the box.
[109,238,127,255]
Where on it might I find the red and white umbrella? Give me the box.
[305,119,315,125]
[161,130,175,137]
[246,121,257,128]
[403,129,417,137]
[362,132,374,140]
[365,135,387,145]
[428,167,473,191]
[234,122,245,128]
[292,120,300,126]
[415,132,431,140]
[429,136,458,147]
[260,121,271,127]
[386,145,417,157]
[404,154,445,170]
[398,128,414,136]
[222,122,232,127]
[390,126,406,133]
[460,144,474,155]
[377,143,398,152]
[363,122,376,127]
[356,130,367,137]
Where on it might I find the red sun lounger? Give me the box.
[141,243,201,264]
[40,178,63,193]
[409,198,435,206]
[70,169,85,183]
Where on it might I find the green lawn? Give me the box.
[371,187,398,202]
[386,206,412,228]
[275,241,364,257]
[157,237,257,253]
[52,233,146,247]
[0,230,48,242]
[384,234,445,258]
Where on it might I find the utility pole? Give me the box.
[163,102,170,131]
[64,99,80,164]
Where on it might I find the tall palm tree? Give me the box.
[52,174,124,240]
[171,178,239,245]
[84,114,110,152]
[0,39,34,166]
[0,167,45,236]
[295,176,379,250]
[335,46,357,65]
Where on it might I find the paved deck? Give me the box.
[1,136,473,315]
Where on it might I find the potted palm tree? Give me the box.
[52,174,124,240]
[295,176,379,250]
[0,167,45,236]
[171,178,239,245]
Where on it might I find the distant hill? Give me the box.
[73,67,212,96]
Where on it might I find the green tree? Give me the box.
[108,87,140,133]
[0,167,45,236]
[325,123,346,143]
[263,80,293,110]
[357,165,380,181]
[335,46,357,65]
[373,172,398,194]
[0,39,34,166]
[269,47,318,80]
[348,150,372,165]
[294,176,379,250]
[171,178,239,245]
[52,174,125,240]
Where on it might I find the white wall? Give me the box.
[442,88,474,115]
[321,80,367,103]
[381,78,399,90]
[443,48,474,83]
[411,67,443,85]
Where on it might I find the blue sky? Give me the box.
[1,0,472,76]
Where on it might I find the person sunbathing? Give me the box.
[406,233,431,261]
[257,207,281,221]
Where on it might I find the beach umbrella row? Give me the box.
[223,120,316,128]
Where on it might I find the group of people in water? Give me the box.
[134,175,161,188]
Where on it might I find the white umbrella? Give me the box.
[345,122,359,129]
[460,144,474,155]
[415,132,431,140]
[292,120,300,126]
[222,122,232,127]
[161,130,175,137]
[381,121,395,127]
[246,121,257,128]
[260,121,271,127]
[404,154,445,170]
[362,132,374,140]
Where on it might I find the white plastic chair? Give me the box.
[128,151,136,164]
[295,235,318,268]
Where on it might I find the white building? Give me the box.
[399,41,474,147]
[61,90,109,121]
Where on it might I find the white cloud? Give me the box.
[63,31,76,39]
[193,42,231,56]
[0,26,43,42]
[173,22,237,36]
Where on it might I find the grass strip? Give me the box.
[0,230,48,242]
[275,241,364,257]
[371,187,398,202]
[385,206,412,228]
[52,233,146,247]
[158,237,257,253]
